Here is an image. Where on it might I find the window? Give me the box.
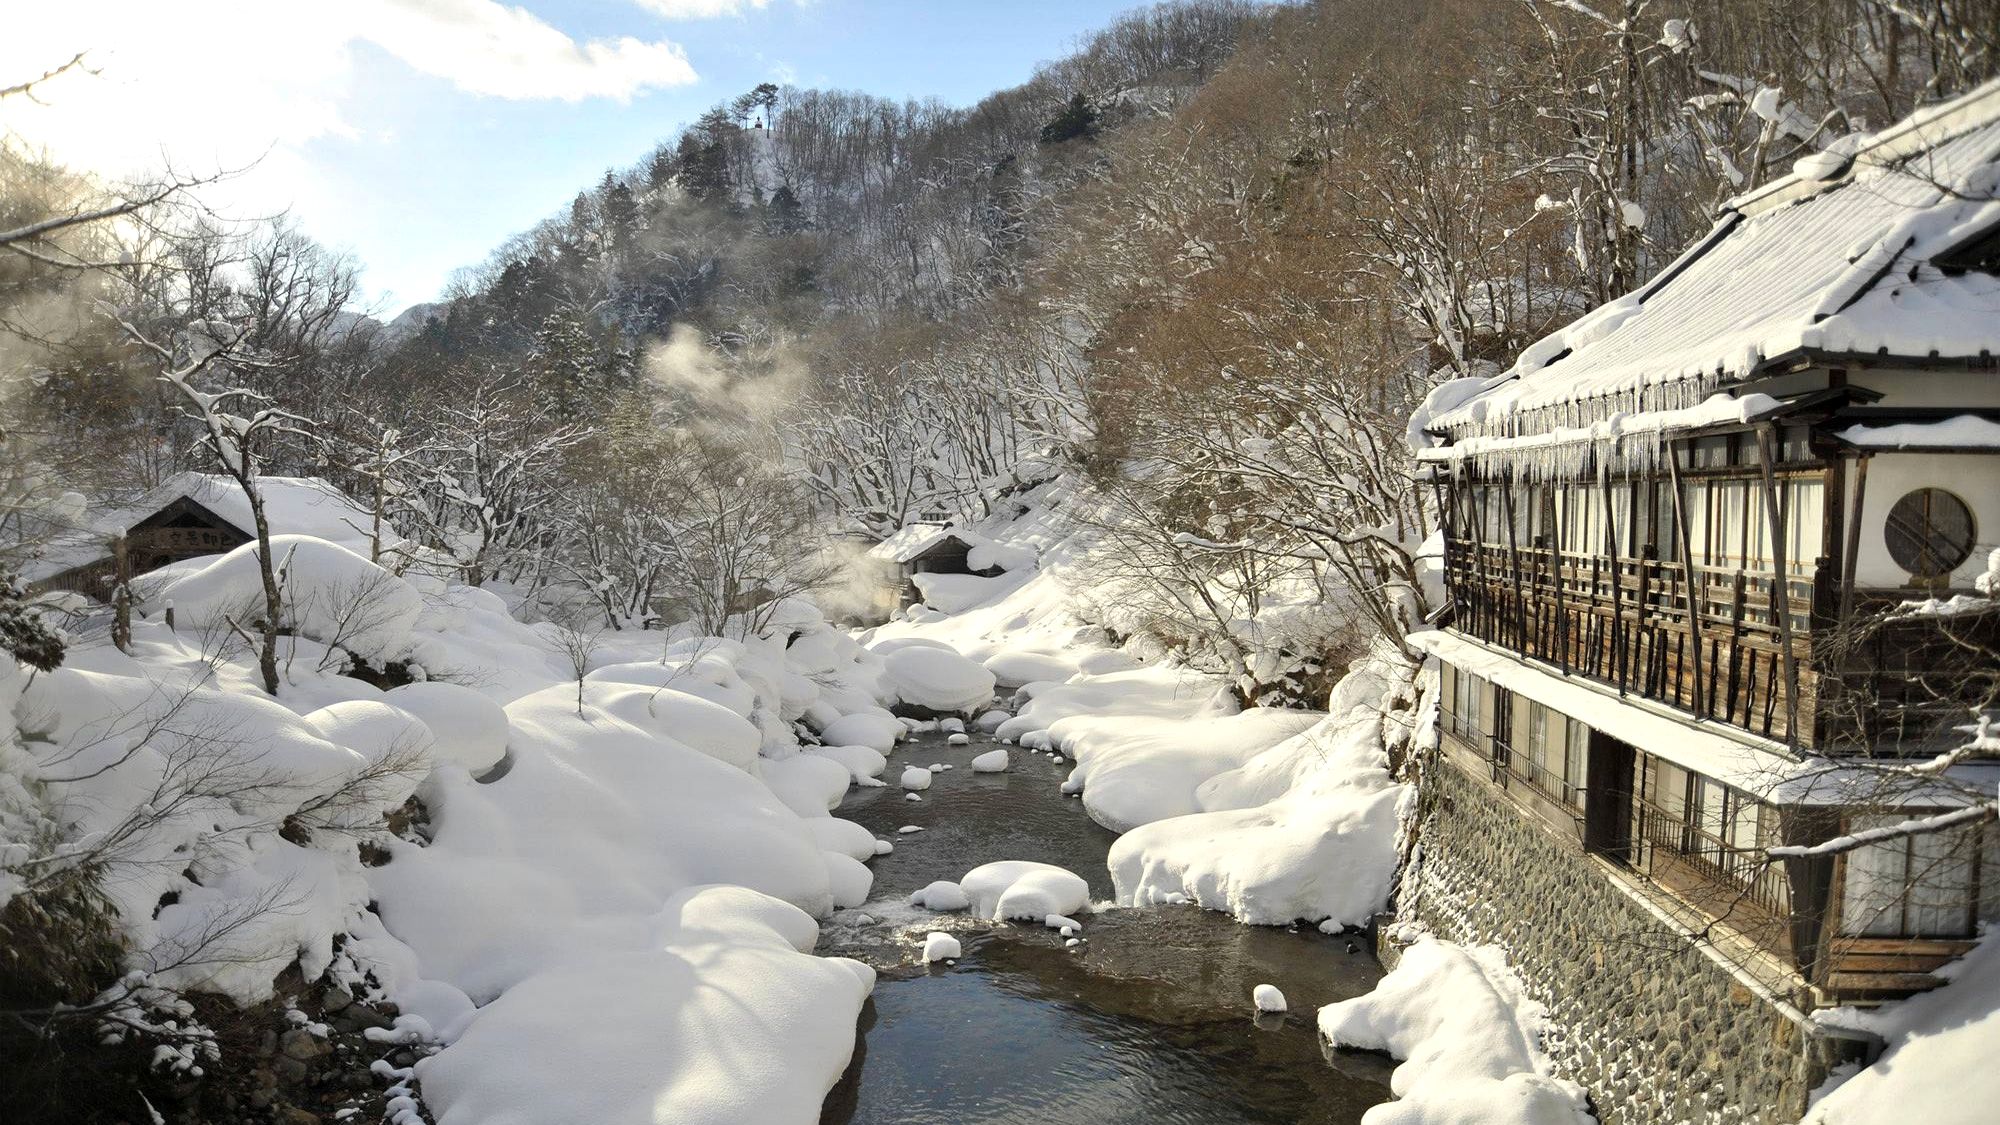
[1840,818,1982,937]
[1515,702,1585,808]
[1884,488,1976,580]
[1445,665,1485,742]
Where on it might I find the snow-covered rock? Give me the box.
[970,748,1010,773]
[878,645,996,714]
[386,681,508,773]
[910,881,971,912]
[819,710,903,753]
[921,932,961,963]
[959,861,1091,922]
[900,766,932,791]
[415,886,873,1125]
[1254,984,1286,1013]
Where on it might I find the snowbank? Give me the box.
[415,886,873,1125]
[1108,663,1409,927]
[144,534,425,666]
[1805,933,2000,1123]
[386,682,509,772]
[1318,936,1594,1125]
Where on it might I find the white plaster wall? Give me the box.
[1847,451,2000,588]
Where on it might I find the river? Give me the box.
[817,729,1396,1123]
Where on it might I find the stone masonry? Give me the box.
[1385,755,1865,1125]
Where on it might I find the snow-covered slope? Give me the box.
[2,539,922,1123]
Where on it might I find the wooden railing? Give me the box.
[1631,794,1791,920]
[1445,537,1819,746]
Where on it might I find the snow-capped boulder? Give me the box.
[971,749,1010,773]
[386,681,509,773]
[959,861,1090,922]
[909,881,971,912]
[879,645,995,715]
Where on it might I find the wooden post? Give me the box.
[1601,456,1627,694]
[1501,469,1527,652]
[1756,425,1802,746]
[1839,453,1871,623]
[1666,440,1708,717]
[111,532,132,654]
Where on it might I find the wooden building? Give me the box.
[865,523,1007,611]
[26,474,379,601]
[1412,81,2000,1006]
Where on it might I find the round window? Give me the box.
[1883,487,1975,579]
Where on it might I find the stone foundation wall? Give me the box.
[1388,756,1862,1124]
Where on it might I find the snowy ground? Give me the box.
[4,529,1007,1123]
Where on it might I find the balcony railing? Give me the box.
[1444,537,1819,745]
[1631,795,1791,920]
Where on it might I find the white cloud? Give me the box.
[373,0,696,101]
[633,0,773,19]
[0,1,698,182]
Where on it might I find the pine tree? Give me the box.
[529,311,602,426]
[1038,94,1100,145]
[0,568,64,672]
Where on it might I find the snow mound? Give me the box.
[983,649,1078,688]
[947,732,970,746]
[763,753,855,817]
[386,681,508,772]
[878,645,996,715]
[807,743,888,783]
[1254,984,1287,1013]
[1109,705,1404,927]
[959,861,1091,922]
[1317,936,1593,1125]
[922,932,961,963]
[805,817,880,862]
[971,748,1010,773]
[1805,932,2000,1123]
[909,881,971,912]
[146,534,424,664]
[820,710,903,753]
[823,852,874,908]
[900,766,932,791]
[972,709,1011,732]
[416,886,873,1125]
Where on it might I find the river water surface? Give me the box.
[817,731,1395,1124]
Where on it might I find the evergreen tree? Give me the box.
[529,311,602,426]
[1038,94,1100,145]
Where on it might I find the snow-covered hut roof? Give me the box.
[866,522,956,565]
[25,473,378,582]
[1428,79,2000,441]
[865,524,1037,573]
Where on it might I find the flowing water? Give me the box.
[817,731,1396,1124]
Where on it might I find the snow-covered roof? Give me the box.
[864,523,1037,573]
[865,522,957,565]
[1429,79,2000,440]
[26,473,378,581]
[1834,413,2000,450]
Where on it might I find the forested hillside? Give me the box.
[6,0,1995,688]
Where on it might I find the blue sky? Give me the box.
[7,1,1144,317]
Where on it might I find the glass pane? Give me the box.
[1841,821,1907,937]
[1907,826,1975,936]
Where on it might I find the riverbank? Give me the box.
[817,730,1395,1124]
